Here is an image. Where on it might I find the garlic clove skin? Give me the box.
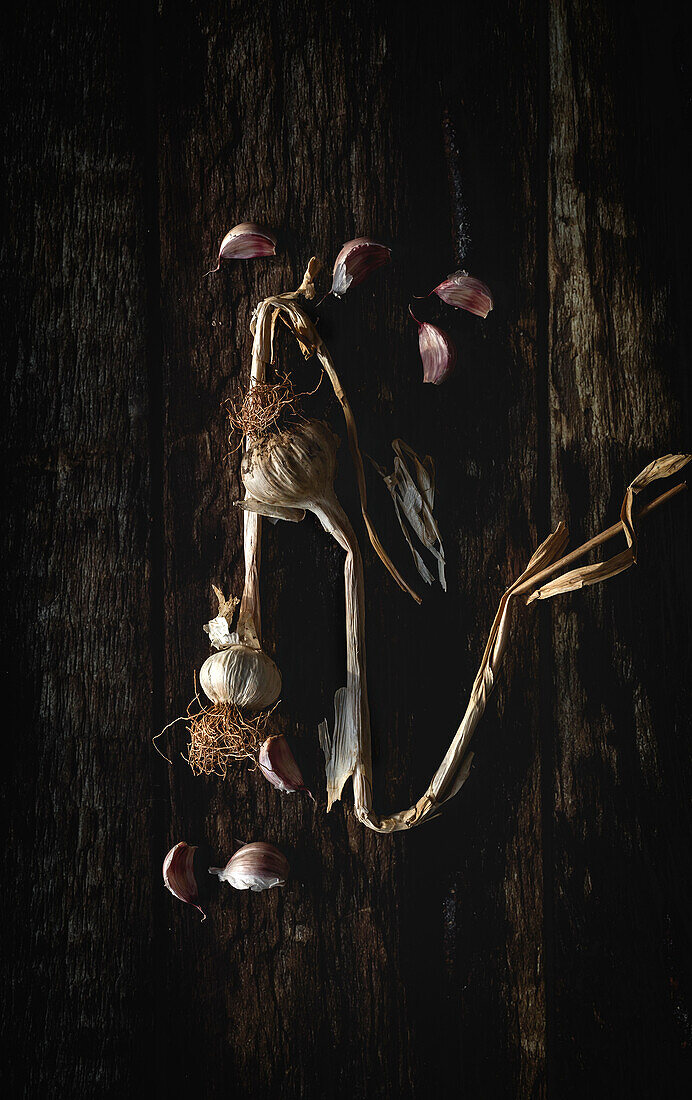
[209,841,289,892]
[432,271,493,318]
[241,419,338,511]
[199,643,281,710]
[330,238,391,297]
[163,841,206,921]
[207,221,277,273]
[259,734,315,799]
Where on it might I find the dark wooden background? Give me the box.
[3,0,691,1096]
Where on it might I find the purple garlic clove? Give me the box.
[209,842,289,892]
[330,238,391,297]
[259,734,315,799]
[207,221,277,274]
[163,841,206,921]
[432,271,493,318]
[409,308,457,385]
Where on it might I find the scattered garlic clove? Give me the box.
[209,841,289,892]
[330,237,391,297]
[259,734,315,799]
[409,308,457,384]
[432,271,493,317]
[207,221,277,274]
[163,841,206,921]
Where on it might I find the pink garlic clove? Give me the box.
[409,308,457,385]
[432,271,493,318]
[209,841,289,893]
[163,841,206,921]
[259,734,315,800]
[207,221,277,274]
[330,238,391,297]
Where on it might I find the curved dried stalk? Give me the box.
[249,284,421,603]
[350,454,689,832]
[237,265,689,834]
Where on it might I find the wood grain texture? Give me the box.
[2,0,690,1097]
[548,1,692,1095]
[1,0,158,1094]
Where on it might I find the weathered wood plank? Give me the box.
[4,0,690,1095]
[548,1,692,1094]
[1,0,157,1094]
[155,1,547,1096]
[430,4,549,1096]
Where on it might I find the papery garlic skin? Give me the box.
[331,238,391,297]
[417,320,457,384]
[241,419,338,511]
[209,842,289,892]
[433,271,493,317]
[208,222,277,273]
[163,841,206,920]
[199,643,281,710]
[259,734,314,798]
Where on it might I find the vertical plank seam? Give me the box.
[536,0,556,1094]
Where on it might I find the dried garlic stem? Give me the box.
[313,339,422,604]
[350,521,570,832]
[351,456,689,833]
[253,291,421,603]
[514,479,686,600]
[312,496,372,810]
[237,300,274,647]
[237,266,322,643]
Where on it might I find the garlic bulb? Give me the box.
[209,841,289,892]
[199,642,281,710]
[241,418,338,511]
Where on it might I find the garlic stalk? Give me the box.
[347,453,690,833]
[239,417,372,809]
[234,270,689,834]
[245,283,421,603]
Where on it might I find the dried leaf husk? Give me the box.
[371,439,446,589]
[527,454,691,603]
